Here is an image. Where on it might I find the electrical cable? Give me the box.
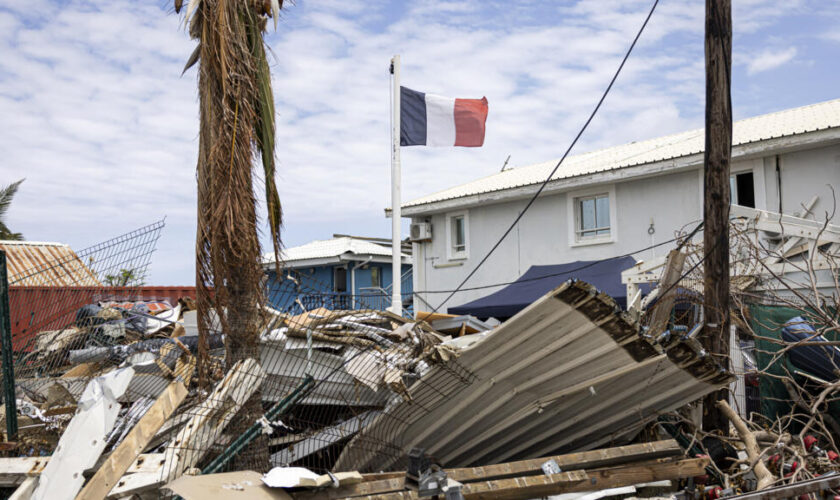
[414,221,701,296]
[429,0,661,314]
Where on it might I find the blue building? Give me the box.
[263,235,413,315]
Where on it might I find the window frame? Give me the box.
[567,185,617,247]
[446,210,470,261]
[370,265,381,289]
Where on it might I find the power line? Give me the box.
[429,0,661,313]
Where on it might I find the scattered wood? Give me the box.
[31,367,135,500]
[315,457,709,500]
[294,440,690,500]
[161,358,265,483]
[75,381,188,500]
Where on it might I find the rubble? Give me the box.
[335,279,732,472]
[2,256,840,500]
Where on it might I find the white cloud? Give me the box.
[0,0,832,285]
[747,47,798,74]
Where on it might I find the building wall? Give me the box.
[412,145,840,314]
[266,262,412,313]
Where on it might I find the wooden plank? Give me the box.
[75,381,188,500]
[0,454,163,487]
[296,440,681,500]
[647,250,686,335]
[32,367,135,500]
[448,439,681,483]
[106,472,163,499]
[348,457,709,500]
[62,362,104,378]
[161,358,265,483]
[458,469,588,500]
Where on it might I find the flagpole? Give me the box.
[390,55,403,316]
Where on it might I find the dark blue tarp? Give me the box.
[782,316,840,382]
[448,256,639,319]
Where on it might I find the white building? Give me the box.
[401,98,840,314]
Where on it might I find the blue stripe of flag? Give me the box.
[400,86,427,146]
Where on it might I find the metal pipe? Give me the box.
[390,55,403,316]
[201,375,315,475]
[0,251,17,440]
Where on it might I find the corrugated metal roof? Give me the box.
[0,241,100,287]
[263,236,408,264]
[405,98,840,209]
[336,280,732,472]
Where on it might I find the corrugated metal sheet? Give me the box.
[404,98,840,209]
[335,280,732,472]
[0,241,100,286]
[263,236,408,264]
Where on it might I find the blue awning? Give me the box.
[448,256,639,319]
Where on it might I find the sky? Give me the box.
[0,0,838,285]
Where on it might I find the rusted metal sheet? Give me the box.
[0,241,99,287]
[336,280,732,472]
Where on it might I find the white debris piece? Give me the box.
[32,366,135,500]
[262,467,320,488]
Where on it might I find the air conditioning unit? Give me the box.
[410,222,432,242]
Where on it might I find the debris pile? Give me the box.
[3,269,840,499]
[0,297,459,498]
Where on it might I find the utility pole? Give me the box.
[702,0,732,432]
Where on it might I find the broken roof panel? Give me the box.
[0,240,100,286]
[335,280,732,472]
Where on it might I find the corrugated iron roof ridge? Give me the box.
[0,240,69,247]
[403,97,840,209]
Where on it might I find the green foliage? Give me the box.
[103,268,145,287]
[0,179,24,241]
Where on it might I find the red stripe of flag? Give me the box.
[454,97,489,147]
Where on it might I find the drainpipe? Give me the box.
[775,155,783,213]
[350,256,373,307]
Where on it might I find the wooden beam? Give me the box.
[341,458,709,500]
[75,381,188,500]
[647,251,686,335]
[295,440,682,500]
[449,439,681,483]
[0,453,164,487]
[702,0,732,433]
[161,358,265,483]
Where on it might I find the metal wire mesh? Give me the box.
[153,267,473,485]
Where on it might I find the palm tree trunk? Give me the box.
[189,0,279,472]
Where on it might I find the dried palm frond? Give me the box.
[175,0,285,470]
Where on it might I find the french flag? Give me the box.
[400,86,488,147]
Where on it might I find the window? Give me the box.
[452,216,466,252]
[333,267,347,293]
[730,171,755,208]
[370,266,381,288]
[568,186,616,246]
[446,211,469,260]
[576,193,610,239]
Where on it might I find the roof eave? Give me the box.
[400,127,840,217]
